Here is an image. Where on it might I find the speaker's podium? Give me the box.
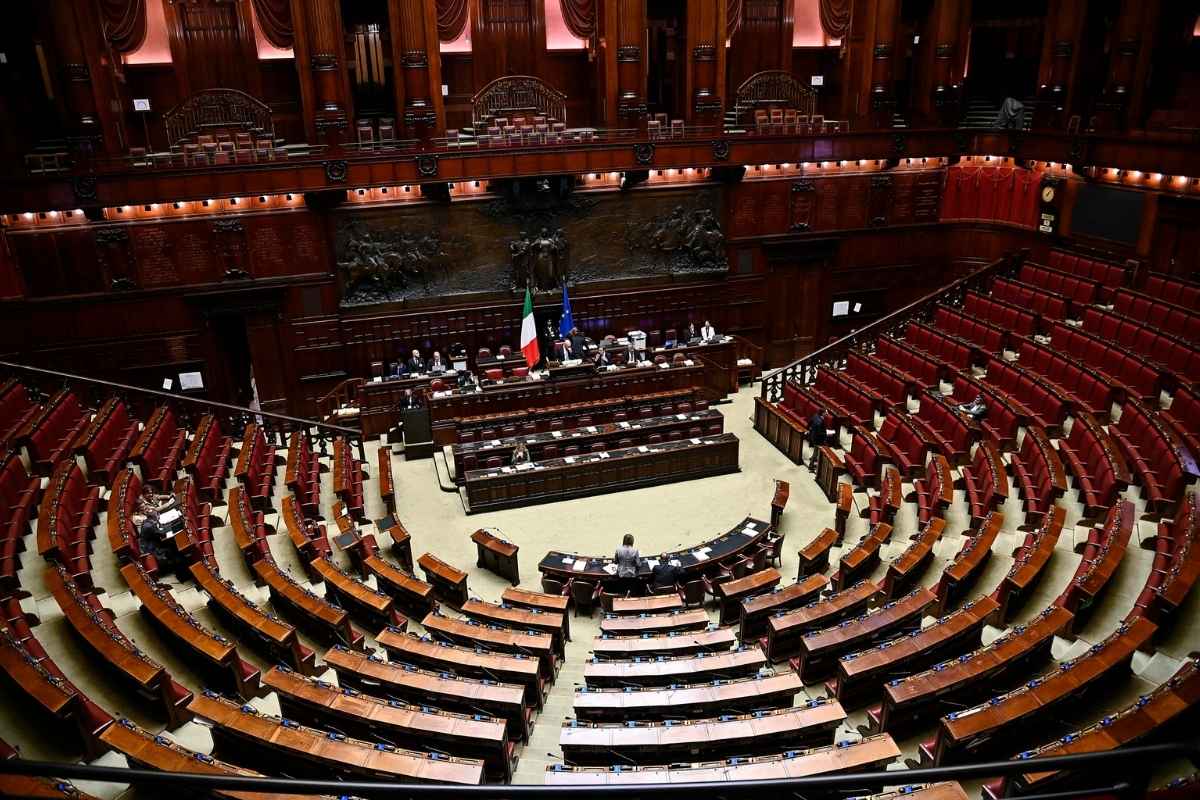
[402,406,434,460]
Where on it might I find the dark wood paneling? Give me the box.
[727,0,793,89]
[470,0,545,87]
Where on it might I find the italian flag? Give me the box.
[520,288,540,368]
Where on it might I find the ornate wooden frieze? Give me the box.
[325,161,349,183]
[693,44,716,62]
[712,141,730,160]
[401,50,429,68]
[616,46,642,62]
[634,143,655,165]
[416,155,439,177]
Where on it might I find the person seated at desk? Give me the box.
[558,338,577,362]
[132,485,178,573]
[429,351,447,373]
[959,394,988,422]
[511,441,531,466]
[685,322,698,342]
[614,533,642,596]
[700,320,717,342]
[649,560,684,593]
[593,348,613,369]
[406,349,426,374]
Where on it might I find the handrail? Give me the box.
[759,250,1027,403]
[316,376,365,423]
[0,739,1192,797]
[0,360,364,461]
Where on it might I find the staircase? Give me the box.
[959,97,1035,131]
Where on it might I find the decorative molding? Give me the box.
[1067,136,1085,163]
[616,45,641,63]
[693,92,722,114]
[791,179,815,192]
[692,44,716,62]
[417,154,439,177]
[934,43,953,59]
[891,132,908,156]
[311,53,339,71]
[1115,38,1139,57]
[870,175,894,189]
[64,63,90,82]
[111,277,137,291]
[223,268,252,281]
[314,114,348,131]
[1052,40,1073,58]
[873,43,892,58]
[213,219,246,234]
[72,176,98,203]
[94,228,130,247]
[712,140,730,161]
[633,143,655,165]
[617,100,648,116]
[401,50,429,68]
[404,109,439,126]
[324,160,348,183]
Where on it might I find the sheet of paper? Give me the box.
[643,558,660,569]
[638,446,649,453]
[602,563,618,575]
[561,556,575,564]
[572,559,586,572]
[690,438,701,444]
[552,431,563,438]
[564,457,576,464]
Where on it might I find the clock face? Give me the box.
[1041,185,1056,203]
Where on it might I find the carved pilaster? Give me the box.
[390,0,445,139]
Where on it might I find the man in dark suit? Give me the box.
[806,409,828,471]
[593,348,612,368]
[559,339,575,362]
[568,327,587,355]
[406,349,425,373]
[429,351,446,372]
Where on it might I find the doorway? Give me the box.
[647,0,687,122]
[209,314,254,407]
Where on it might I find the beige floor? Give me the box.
[2,382,1198,797]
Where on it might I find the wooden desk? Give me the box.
[418,553,468,607]
[994,505,1064,623]
[357,374,431,438]
[470,529,520,585]
[376,628,546,708]
[45,564,192,728]
[544,734,900,784]
[463,433,740,513]
[933,616,1156,766]
[740,574,828,641]
[714,567,781,626]
[583,646,768,688]
[421,611,556,678]
[452,409,724,478]
[766,581,880,663]
[99,717,307,800]
[430,363,710,445]
[833,524,892,591]
[251,558,363,649]
[883,518,944,599]
[798,528,838,579]
[1060,499,1133,634]
[188,691,485,785]
[793,588,936,683]
[188,561,314,676]
[0,774,101,799]
[770,479,791,528]
[610,593,684,615]
[591,627,736,659]
[599,608,709,635]
[560,700,846,765]
[309,557,405,633]
[1004,657,1200,796]
[540,516,770,582]
[836,483,853,535]
[835,596,999,708]
[324,645,532,741]
[263,665,514,780]
[933,511,1001,614]
[120,563,261,700]
[361,552,436,619]
[377,446,395,513]
[378,517,415,573]
[573,671,803,721]
[816,447,843,502]
[462,598,566,653]
[876,605,1072,734]
[502,587,570,641]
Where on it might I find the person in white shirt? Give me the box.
[701,320,716,341]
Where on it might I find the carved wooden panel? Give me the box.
[164,0,262,97]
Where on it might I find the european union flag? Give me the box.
[558,284,574,337]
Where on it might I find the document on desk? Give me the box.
[637,446,649,453]
[572,559,587,572]
[158,509,182,526]
[602,563,618,576]
[618,422,630,429]
[564,457,576,464]
[690,547,712,561]
[644,558,660,570]
[676,414,687,420]
[586,426,597,433]
[552,431,563,438]
[690,438,702,444]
